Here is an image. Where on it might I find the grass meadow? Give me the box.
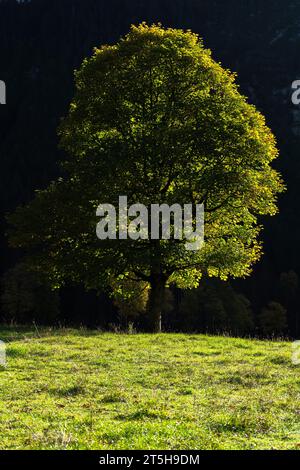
[0,328,299,450]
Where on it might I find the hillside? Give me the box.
[0,329,299,450]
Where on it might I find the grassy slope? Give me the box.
[0,328,299,450]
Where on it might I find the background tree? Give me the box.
[178,280,253,335]
[1,262,60,324]
[8,24,284,332]
[111,277,149,327]
[258,301,287,337]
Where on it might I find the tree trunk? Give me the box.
[147,274,166,333]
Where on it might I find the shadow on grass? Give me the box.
[49,385,85,397]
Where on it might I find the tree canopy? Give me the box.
[8,24,284,331]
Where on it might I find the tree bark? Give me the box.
[147,274,166,333]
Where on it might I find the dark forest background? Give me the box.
[0,0,300,336]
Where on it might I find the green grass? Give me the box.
[0,328,299,450]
